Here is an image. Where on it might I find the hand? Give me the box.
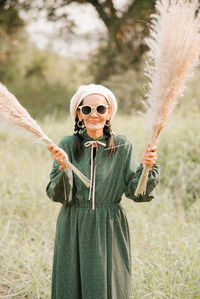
[47,144,68,171]
[142,144,158,170]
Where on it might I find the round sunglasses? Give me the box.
[78,105,109,115]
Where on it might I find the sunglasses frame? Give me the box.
[78,104,110,116]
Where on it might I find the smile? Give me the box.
[88,120,100,124]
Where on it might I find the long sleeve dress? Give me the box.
[46,130,159,299]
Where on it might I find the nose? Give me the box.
[90,108,98,117]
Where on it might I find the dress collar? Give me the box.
[79,129,108,142]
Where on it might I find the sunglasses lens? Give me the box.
[97,105,107,114]
[81,106,92,115]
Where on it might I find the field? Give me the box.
[0,112,200,298]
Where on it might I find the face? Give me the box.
[77,93,111,132]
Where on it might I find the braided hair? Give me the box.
[73,116,84,161]
[73,117,117,161]
[103,119,117,156]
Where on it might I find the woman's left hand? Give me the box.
[142,144,158,170]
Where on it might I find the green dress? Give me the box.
[46,130,159,299]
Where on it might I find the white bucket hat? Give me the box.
[70,84,117,120]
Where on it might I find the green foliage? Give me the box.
[158,115,200,210]
[0,1,24,34]
[0,0,92,118]
[1,0,200,117]
[1,46,92,118]
[17,0,156,80]
[0,0,25,81]
[0,112,200,297]
[102,68,146,113]
[85,0,156,80]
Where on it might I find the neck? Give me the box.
[86,129,103,139]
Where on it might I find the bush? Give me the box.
[101,68,146,114]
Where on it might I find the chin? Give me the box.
[86,123,104,130]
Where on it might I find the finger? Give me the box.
[47,144,55,152]
[143,157,157,164]
[143,144,149,154]
[148,153,158,158]
[144,156,157,161]
[51,153,61,161]
[53,147,67,157]
[149,146,157,152]
[54,155,64,163]
[50,147,68,161]
[145,144,151,153]
[57,153,67,162]
[59,164,67,172]
[60,161,68,169]
[143,154,157,160]
[55,157,64,164]
[148,154,158,159]
[52,148,59,155]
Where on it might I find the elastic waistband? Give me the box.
[67,200,121,209]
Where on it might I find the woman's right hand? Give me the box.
[47,144,68,171]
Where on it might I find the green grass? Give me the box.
[0,112,200,298]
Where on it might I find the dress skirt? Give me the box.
[51,201,132,299]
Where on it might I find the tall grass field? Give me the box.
[0,112,200,298]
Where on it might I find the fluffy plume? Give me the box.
[0,82,91,188]
[0,82,52,145]
[135,0,200,195]
[145,0,200,144]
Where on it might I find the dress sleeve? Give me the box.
[124,143,159,202]
[46,140,73,204]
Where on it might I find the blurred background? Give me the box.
[1,1,200,298]
[1,0,158,117]
[1,0,199,118]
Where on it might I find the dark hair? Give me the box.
[73,117,117,161]
[73,116,84,161]
[103,119,117,155]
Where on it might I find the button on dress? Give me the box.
[46,131,159,299]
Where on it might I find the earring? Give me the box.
[77,120,85,128]
[105,119,111,127]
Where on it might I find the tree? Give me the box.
[22,0,155,81]
[0,0,25,80]
[86,0,155,81]
[0,0,24,34]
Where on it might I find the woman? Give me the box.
[46,84,159,299]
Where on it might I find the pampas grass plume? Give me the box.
[135,0,200,196]
[0,82,91,188]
